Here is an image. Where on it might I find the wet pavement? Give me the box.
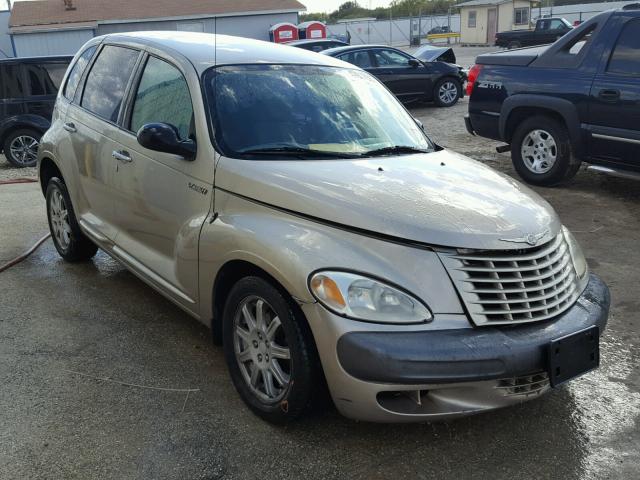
[1,100,639,479]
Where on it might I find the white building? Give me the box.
[458,0,533,45]
[9,0,305,57]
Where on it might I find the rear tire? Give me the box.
[4,128,42,168]
[433,77,461,107]
[222,276,320,424]
[46,177,98,261]
[510,115,580,186]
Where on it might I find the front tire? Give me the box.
[46,177,98,261]
[507,40,522,49]
[222,276,320,424]
[510,115,580,186]
[4,128,42,167]
[433,78,461,107]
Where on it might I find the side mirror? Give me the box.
[137,123,196,160]
[413,117,424,131]
[408,58,421,67]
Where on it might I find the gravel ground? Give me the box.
[0,155,37,181]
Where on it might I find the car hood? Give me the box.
[414,46,456,64]
[215,150,561,250]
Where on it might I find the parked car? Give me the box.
[466,6,640,186]
[495,17,573,49]
[322,45,464,106]
[286,38,348,52]
[39,32,609,424]
[427,26,451,35]
[0,55,71,167]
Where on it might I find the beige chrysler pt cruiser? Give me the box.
[38,32,610,424]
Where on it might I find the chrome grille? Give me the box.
[439,234,582,326]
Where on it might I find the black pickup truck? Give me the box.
[465,5,640,186]
[495,17,573,49]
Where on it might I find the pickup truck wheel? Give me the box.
[4,129,41,167]
[433,78,461,107]
[507,41,522,49]
[511,116,580,186]
[222,276,320,424]
[45,177,98,261]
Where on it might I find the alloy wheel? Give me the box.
[233,295,291,402]
[49,189,71,250]
[9,135,39,166]
[438,81,458,105]
[521,129,557,174]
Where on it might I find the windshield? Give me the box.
[203,64,433,159]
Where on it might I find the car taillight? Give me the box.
[466,64,483,97]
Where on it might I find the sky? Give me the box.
[300,1,392,13]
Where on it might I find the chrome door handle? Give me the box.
[63,122,77,133]
[112,150,132,163]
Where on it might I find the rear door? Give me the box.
[587,15,640,169]
[64,44,141,242]
[109,53,210,311]
[369,48,429,102]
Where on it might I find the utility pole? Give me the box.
[389,7,392,46]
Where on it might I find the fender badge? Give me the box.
[500,229,549,246]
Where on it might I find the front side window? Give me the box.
[25,63,68,96]
[130,56,194,140]
[372,49,411,67]
[550,19,566,30]
[607,19,640,76]
[64,45,96,101]
[468,11,477,28]
[514,7,529,26]
[204,65,432,158]
[81,45,139,123]
[338,51,372,68]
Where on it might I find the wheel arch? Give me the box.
[500,95,584,158]
[0,115,50,149]
[39,157,64,195]
[210,259,313,346]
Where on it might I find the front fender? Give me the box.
[197,189,464,323]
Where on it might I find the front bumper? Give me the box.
[302,274,609,422]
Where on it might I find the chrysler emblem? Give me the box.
[500,229,549,246]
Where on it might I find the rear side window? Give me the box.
[129,56,194,140]
[64,45,96,100]
[81,45,139,122]
[1,64,23,99]
[338,51,372,68]
[25,63,68,96]
[607,19,640,76]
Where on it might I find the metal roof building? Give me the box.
[9,0,306,57]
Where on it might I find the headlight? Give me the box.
[309,271,432,324]
[562,226,588,280]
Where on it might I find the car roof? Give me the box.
[94,31,347,74]
[286,39,346,45]
[321,44,399,56]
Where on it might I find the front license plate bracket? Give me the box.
[548,326,600,387]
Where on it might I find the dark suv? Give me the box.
[0,56,71,167]
[465,6,640,185]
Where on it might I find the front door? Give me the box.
[110,54,211,311]
[487,8,497,44]
[370,48,429,102]
[587,16,640,170]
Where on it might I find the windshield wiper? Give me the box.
[238,146,359,159]
[362,145,431,157]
